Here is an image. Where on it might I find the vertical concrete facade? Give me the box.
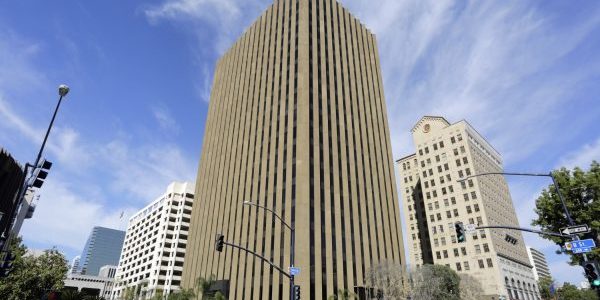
[397,116,540,300]
[182,0,405,299]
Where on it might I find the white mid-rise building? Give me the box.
[526,246,551,280]
[397,116,540,300]
[111,182,194,300]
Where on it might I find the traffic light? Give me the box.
[0,252,16,278]
[293,285,300,300]
[215,234,224,252]
[29,159,52,188]
[455,222,466,243]
[583,262,600,289]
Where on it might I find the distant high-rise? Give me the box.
[111,182,195,299]
[70,255,81,274]
[397,116,540,300]
[182,0,405,299]
[78,226,125,276]
[526,246,551,280]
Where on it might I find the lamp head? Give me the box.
[58,84,70,97]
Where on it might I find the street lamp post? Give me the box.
[1,85,70,256]
[243,201,296,300]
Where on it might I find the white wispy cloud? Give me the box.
[341,0,600,165]
[151,104,181,133]
[556,137,600,170]
[0,29,197,257]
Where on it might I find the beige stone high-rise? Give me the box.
[397,116,541,300]
[182,0,405,299]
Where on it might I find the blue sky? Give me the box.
[1,0,599,286]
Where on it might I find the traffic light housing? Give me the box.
[29,159,52,189]
[583,261,600,289]
[455,222,466,243]
[294,285,300,300]
[215,234,224,252]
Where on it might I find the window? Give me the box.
[442,187,447,195]
[474,204,480,212]
[477,217,483,225]
[439,225,445,233]
[437,166,443,172]
[471,192,478,199]
[456,159,462,167]
[486,258,493,267]
[480,230,487,239]
[464,261,470,271]
[428,203,433,210]
[475,245,481,254]
[419,149,423,155]
[458,170,464,178]
[453,149,459,156]
[433,144,438,150]
[432,226,437,234]
[444,199,449,206]
[451,197,456,205]
[426,158,431,165]
[434,201,439,209]
[466,206,472,214]
[433,190,438,197]
[439,141,445,148]
[437,213,442,221]
[446,211,452,218]
[443,250,448,258]
[456,262,462,271]
[444,164,449,171]
[441,237,446,246]
[451,235,457,244]
[430,215,435,222]
[425,147,429,154]
[451,137,456,144]
[483,243,490,252]
[436,252,441,259]
[478,259,485,269]
[454,248,459,257]
[457,134,463,141]
[453,209,459,217]
[468,179,474,187]
[462,157,468,164]
[461,247,467,255]
[440,176,445,184]
[463,193,469,201]
[460,146,465,153]
[434,239,439,247]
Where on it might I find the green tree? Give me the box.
[556,282,598,300]
[537,276,554,300]
[412,264,460,300]
[150,288,164,300]
[328,288,356,300]
[532,161,600,265]
[0,236,69,300]
[166,288,195,300]
[195,275,216,298]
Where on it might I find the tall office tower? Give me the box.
[182,0,405,299]
[111,182,194,299]
[397,116,540,300]
[526,246,551,280]
[77,226,125,276]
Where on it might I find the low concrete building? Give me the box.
[64,265,117,298]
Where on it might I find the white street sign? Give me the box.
[560,225,590,235]
[465,224,477,234]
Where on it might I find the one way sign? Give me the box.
[560,225,590,235]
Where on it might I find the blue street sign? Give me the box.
[289,266,300,276]
[569,239,596,249]
[572,247,593,254]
